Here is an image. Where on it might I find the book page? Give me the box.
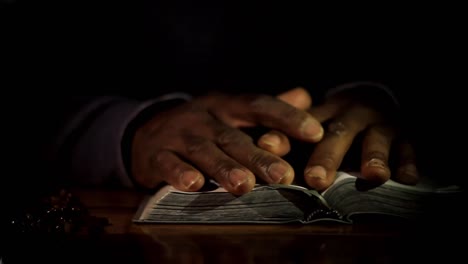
[133,182,340,224]
[321,171,463,222]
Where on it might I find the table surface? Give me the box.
[5,188,464,264]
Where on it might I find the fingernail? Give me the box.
[268,163,291,183]
[305,165,327,180]
[301,119,323,141]
[366,158,386,169]
[181,171,202,189]
[259,133,281,147]
[228,169,250,189]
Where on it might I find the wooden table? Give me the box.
[5,188,463,264]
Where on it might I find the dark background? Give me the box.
[2,1,464,93]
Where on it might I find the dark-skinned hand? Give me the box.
[258,86,419,191]
[130,92,323,195]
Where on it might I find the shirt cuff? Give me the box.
[325,81,399,108]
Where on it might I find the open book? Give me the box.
[133,171,463,224]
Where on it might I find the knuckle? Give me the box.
[216,127,252,147]
[312,153,338,170]
[367,136,392,148]
[278,106,305,124]
[249,94,275,113]
[172,164,189,179]
[247,149,270,169]
[148,150,172,180]
[151,149,169,165]
[185,137,213,156]
[211,160,235,179]
[327,121,350,136]
[250,94,307,125]
[364,151,388,162]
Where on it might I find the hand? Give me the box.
[258,86,419,191]
[130,92,324,195]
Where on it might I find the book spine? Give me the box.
[304,208,342,222]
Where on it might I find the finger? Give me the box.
[149,150,205,191]
[360,124,395,184]
[393,141,419,185]
[257,96,345,155]
[213,94,324,142]
[257,101,342,156]
[249,95,323,142]
[256,87,310,156]
[304,106,379,191]
[257,130,291,156]
[276,87,312,110]
[212,125,294,185]
[308,99,347,123]
[179,135,256,195]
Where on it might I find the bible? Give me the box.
[133,171,463,224]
